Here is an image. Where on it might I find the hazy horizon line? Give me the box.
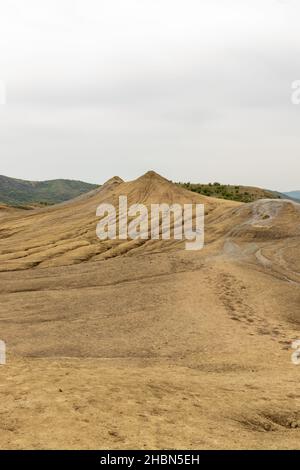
[0,170,296,194]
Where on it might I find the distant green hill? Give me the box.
[1,174,295,207]
[284,191,300,201]
[0,175,99,206]
[177,182,290,203]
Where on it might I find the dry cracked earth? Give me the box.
[0,171,299,449]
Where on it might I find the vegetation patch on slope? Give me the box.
[177,182,288,203]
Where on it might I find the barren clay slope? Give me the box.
[0,171,238,271]
[0,172,299,449]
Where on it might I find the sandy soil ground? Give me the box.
[0,172,299,449]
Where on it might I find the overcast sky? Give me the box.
[0,0,299,191]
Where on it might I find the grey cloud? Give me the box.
[0,0,299,191]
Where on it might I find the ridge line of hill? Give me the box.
[0,172,298,207]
